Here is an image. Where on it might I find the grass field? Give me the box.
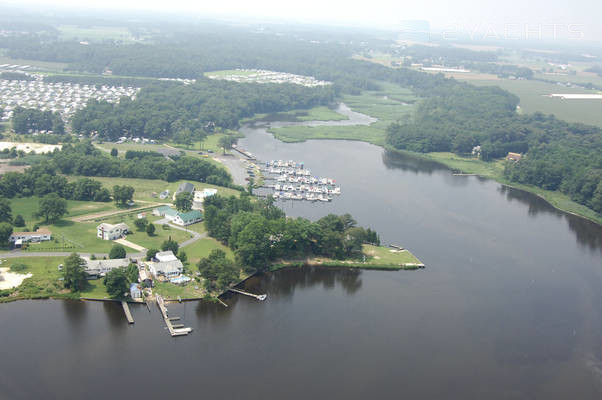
[183,236,234,264]
[0,54,67,72]
[9,197,117,228]
[243,106,349,124]
[0,256,68,301]
[269,82,417,145]
[204,69,258,78]
[457,76,602,127]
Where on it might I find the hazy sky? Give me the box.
[8,0,602,42]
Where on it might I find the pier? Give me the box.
[228,288,267,301]
[156,295,192,337]
[121,301,134,324]
[231,144,256,159]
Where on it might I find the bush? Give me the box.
[146,223,156,236]
[10,263,27,272]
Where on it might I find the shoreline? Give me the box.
[237,115,601,227]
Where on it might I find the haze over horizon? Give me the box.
[4,0,602,44]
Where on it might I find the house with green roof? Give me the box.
[153,205,202,226]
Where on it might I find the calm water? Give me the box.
[1,121,602,399]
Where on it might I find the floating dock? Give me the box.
[228,288,267,301]
[156,295,192,337]
[121,301,134,324]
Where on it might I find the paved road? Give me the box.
[155,219,207,247]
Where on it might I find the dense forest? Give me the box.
[71,79,336,139]
[202,194,380,274]
[386,85,602,213]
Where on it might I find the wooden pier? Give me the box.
[228,288,267,301]
[121,301,134,324]
[156,295,192,337]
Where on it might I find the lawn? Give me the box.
[80,279,110,299]
[361,244,423,266]
[9,197,117,228]
[153,279,205,299]
[268,82,417,146]
[183,236,234,264]
[0,256,68,301]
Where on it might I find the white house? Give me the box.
[155,250,178,262]
[97,223,129,240]
[147,260,184,279]
[10,228,52,247]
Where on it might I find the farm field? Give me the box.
[459,77,602,127]
[268,82,417,146]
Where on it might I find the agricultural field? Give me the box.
[57,25,135,43]
[268,82,417,146]
[463,78,602,127]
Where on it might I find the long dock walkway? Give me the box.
[228,288,267,301]
[156,295,192,337]
[121,301,134,324]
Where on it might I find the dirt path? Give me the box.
[71,203,165,222]
[113,238,146,252]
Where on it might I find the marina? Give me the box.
[259,159,342,202]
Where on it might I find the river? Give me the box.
[1,110,602,399]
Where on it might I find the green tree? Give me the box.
[36,193,67,223]
[110,148,118,157]
[197,249,238,290]
[218,135,236,154]
[178,250,187,263]
[146,248,159,261]
[112,185,135,206]
[63,253,87,291]
[109,244,127,259]
[0,222,13,245]
[0,197,12,223]
[13,214,25,227]
[134,218,148,231]
[146,223,156,236]
[103,268,129,299]
[175,192,193,212]
[125,263,139,283]
[161,237,179,255]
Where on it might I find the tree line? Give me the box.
[12,106,65,134]
[71,78,336,140]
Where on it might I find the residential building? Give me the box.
[83,258,130,279]
[147,260,184,279]
[153,206,203,226]
[171,210,203,226]
[10,228,52,247]
[193,188,217,210]
[155,250,178,262]
[97,223,129,240]
[173,182,195,200]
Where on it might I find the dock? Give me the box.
[156,295,192,337]
[228,288,267,301]
[389,244,406,251]
[121,301,134,324]
[231,144,256,159]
